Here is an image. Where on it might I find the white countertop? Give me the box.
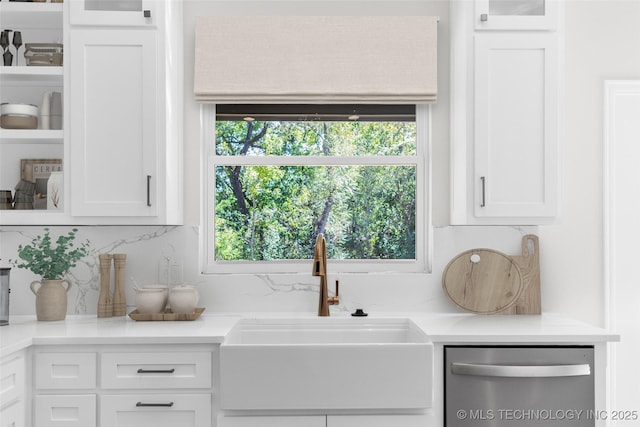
[0,312,618,357]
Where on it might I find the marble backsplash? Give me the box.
[0,225,535,316]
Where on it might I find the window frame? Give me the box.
[200,104,432,274]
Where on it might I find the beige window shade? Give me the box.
[194,16,438,104]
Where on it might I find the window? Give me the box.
[202,104,431,274]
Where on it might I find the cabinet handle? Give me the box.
[136,402,174,407]
[480,176,486,207]
[137,368,175,374]
[480,13,488,22]
[146,175,152,207]
[143,10,151,18]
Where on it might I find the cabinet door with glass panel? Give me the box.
[69,0,162,27]
[475,0,558,30]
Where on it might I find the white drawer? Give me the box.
[101,352,212,389]
[34,394,96,427]
[0,399,25,427]
[101,394,211,427]
[35,352,97,390]
[0,356,24,407]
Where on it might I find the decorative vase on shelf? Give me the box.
[47,171,63,210]
[30,279,71,321]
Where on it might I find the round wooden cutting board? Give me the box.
[442,249,524,314]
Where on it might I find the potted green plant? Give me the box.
[12,228,90,321]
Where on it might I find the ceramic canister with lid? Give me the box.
[168,285,199,314]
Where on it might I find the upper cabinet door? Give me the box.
[69,0,161,27]
[69,29,158,217]
[473,34,558,219]
[475,0,558,30]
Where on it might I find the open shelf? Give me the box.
[0,67,63,78]
[0,129,63,143]
[0,1,63,29]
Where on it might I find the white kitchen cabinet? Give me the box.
[69,29,159,217]
[68,0,183,223]
[35,352,97,390]
[0,400,25,427]
[70,0,162,27]
[1,0,182,225]
[34,394,96,427]
[99,349,213,426]
[30,345,213,426]
[219,414,430,427]
[0,354,25,427]
[100,351,212,389]
[219,415,326,427]
[328,414,430,427]
[473,34,558,219]
[475,0,558,30]
[450,0,562,225]
[100,394,211,427]
[33,351,97,426]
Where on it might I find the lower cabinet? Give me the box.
[0,400,25,427]
[34,395,96,427]
[0,353,25,427]
[101,394,211,427]
[219,414,430,427]
[33,351,97,426]
[31,345,214,426]
[328,414,430,427]
[219,415,325,427]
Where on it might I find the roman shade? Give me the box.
[194,16,438,104]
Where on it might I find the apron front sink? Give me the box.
[220,317,433,411]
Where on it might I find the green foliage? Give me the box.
[12,228,90,280]
[215,119,417,261]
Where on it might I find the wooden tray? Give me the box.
[128,307,205,321]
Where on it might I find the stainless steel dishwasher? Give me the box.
[445,346,595,426]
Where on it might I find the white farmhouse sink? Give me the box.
[219,317,433,411]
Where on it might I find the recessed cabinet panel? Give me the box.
[0,400,25,427]
[35,352,96,390]
[475,0,557,30]
[100,394,211,427]
[70,0,160,27]
[474,34,558,218]
[101,352,212,389]
[70,29,158,217]
[34,394,96,427]
[0,356,24,407]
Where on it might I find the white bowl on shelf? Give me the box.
[0,103,39,129]
[0,103,38,117]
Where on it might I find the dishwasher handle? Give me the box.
[451,362,591,378]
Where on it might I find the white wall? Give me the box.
[539,0,640,326]
[605,81,640,426]
[3,1,639,327]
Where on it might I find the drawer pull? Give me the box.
[136,368,176,374]
[136,402,174,407]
